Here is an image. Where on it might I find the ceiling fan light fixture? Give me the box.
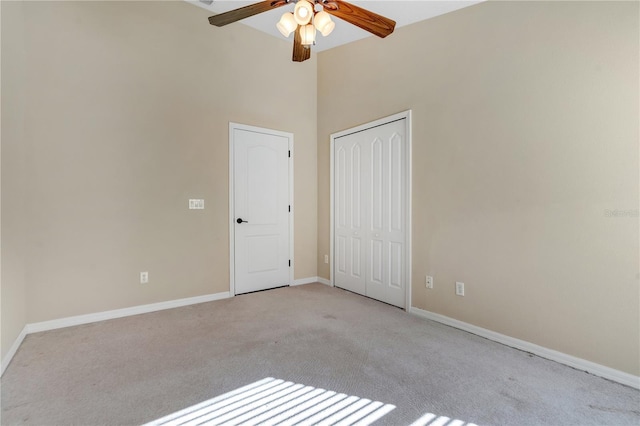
[207,0,397,63]
[300,23,316,46]
[314,11,335,37]
[276,12,297,37]
[293,0,313,25]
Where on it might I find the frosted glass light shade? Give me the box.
[314,11,335,36]
[300,23,316,46]
[276,12,297,37]
[294,0,313,25]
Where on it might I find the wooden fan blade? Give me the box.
[322,0,395,38]
[292,25,311,62]
[208,0,288,27]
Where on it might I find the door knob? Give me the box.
[236,218,248,224]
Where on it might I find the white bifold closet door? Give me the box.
[334,118,407,308]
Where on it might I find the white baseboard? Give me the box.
[1,326,28,376]
[409,307,640,390]
[317,277,332,286]
[27,291,231,334]
[1,291,230,376]
[292,277,333,287]
[292,277,318,286]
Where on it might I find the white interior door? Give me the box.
[231,124,292,295]
[333,116,409,309]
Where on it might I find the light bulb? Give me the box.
[276,12,297,37]
[300,23,316,46]
[314,11,335,37]
[294,0,313,25]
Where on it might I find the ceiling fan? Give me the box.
[207,0,396,62]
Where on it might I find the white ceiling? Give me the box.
[189,0,483,52]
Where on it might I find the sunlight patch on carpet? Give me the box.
[409,412,478,426]
[144,377,396,426]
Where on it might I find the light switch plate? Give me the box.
[189,199,205,210]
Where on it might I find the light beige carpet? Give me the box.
[2,283,639,425]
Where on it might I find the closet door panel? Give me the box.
[364,121,406,308]
[334,138,366,295]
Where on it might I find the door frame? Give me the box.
[229,122,294,296]
[329,111,412,311]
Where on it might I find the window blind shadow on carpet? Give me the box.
[143,377,396,426]
[143,377,477,426]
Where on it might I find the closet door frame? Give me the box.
[330,110,412,311]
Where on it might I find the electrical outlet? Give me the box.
[455,281,465,296]
[140,271,149,284]
[426,275,433,289]
[324,254,329,264]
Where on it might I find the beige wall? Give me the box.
[1,0,28,362]
[317,1,639,375]
[1,0,317,346]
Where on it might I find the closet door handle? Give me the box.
[236,218,248,224]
